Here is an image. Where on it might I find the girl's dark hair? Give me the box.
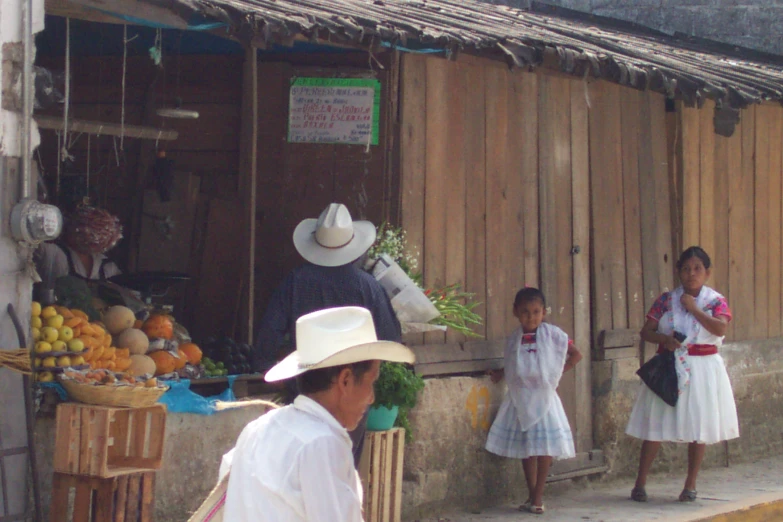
[677,246,711,270]
[296,360,375,395]
[513,287,546,309]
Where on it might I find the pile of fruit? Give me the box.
[103,306,203,379]
[200,336,253,376]
[61,368,163,389]
[30,302,134,382]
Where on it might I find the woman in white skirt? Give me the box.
[486,287,582,514]
[626,247,739,503]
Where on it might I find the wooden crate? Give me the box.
[54,403,167,478]
[358,428,405,522]
[50,471,155,522]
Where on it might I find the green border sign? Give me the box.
[288,77,381,145]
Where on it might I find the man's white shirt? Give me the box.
[223,395,364,522]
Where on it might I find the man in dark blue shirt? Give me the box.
[255,203,402,467]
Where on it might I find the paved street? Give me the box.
[416,455,783,521]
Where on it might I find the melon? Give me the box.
[103,306,136,335]
[128,354,156,377]
[116,328,150,355]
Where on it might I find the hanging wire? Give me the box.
[86,133,91,200]
[61,18,71,166]
[120,24,128,151]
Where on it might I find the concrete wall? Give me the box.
[34,402,271,521]
[0,0,44,517]
[481,0,783,56]
[402,338,783,519]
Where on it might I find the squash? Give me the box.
[142,315,174,340]
[148,350,176,376]
[116,328,150,355]
[103,306,136,335]
[179,343,202,365]
[128,354,156,377]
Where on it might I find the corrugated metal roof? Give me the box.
[168,0,783,109]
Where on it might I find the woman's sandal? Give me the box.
[528,504,545,515]
[518,499,532,512]
[631,486,648,502]
[679,489,697,502]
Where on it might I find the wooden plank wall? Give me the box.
[678,102,783,341]
[399,56,679,448]
[399,54,675,346]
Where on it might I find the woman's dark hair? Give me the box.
[677,246,711,270]
[513,287,546,309]
[296,360,375,395]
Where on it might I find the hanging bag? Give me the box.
[636,332,685,407]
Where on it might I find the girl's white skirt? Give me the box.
[626,353,739,444]
[486,393,575,460]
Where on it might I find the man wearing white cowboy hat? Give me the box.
[224,306,414,522]
[254,203,401,468]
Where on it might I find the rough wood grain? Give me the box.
[463,62,488,339]
[484,65,510,341]
[424,57,450,345]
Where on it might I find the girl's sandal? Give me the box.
[631,487,648,502]
[679,489,697,502]
[529,505,545,515]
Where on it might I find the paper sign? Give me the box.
[288,77,381,145]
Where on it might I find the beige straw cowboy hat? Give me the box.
[292,203,376,267]
[264,306,415,382]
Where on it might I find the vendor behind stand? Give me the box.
[35,205,123,297]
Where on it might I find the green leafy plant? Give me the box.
[426,284,484,338]
[366,223,484,337]
[373,362,425,441]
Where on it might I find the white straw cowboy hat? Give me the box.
[293,203,376,267]
[264,307,415,382]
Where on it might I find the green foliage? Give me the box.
[426,284,484,338]
[54,276,100,321]
[373,362,425,441]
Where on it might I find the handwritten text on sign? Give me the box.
[288,77,381,145]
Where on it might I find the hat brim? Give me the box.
[292,219,376,267]
[264,341,415,382]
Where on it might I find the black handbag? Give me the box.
[636,350,679,407]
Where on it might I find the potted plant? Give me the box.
[367,362,425,439]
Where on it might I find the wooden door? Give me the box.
[537,73,592,454]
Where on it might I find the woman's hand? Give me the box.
[680,293,698,313]
[488,369,504,384]
[663,336,681,352]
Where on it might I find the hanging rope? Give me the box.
[56,131,62,200]
[121,24,128,151]
[86,133,91,199]
[62,18,71,152]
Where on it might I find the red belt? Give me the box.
[657,344,718,356]
[688,344,718,356]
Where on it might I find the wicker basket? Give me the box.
[61,378,168,408]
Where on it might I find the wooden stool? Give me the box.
[50,471,155,522]
[358,428,405,522]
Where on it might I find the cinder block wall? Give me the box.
[480,0,783,56]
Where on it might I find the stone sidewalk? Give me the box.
[415,455,783,521]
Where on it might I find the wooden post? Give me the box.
[238,44,258,344]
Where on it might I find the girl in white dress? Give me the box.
[626,246,739,503]
[486,288,583,514]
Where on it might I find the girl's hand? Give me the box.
[488,369,504,384]
[664,336,681,352]
[680,293,698,313]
